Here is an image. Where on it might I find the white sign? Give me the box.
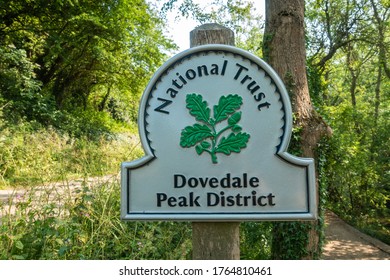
[121,45,317,221]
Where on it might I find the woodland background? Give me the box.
[0,0,388,259]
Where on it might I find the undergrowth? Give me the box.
[0,123,142,189]
[0,178,192,259]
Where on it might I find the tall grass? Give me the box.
[0,123,142,188]
[0,124,193,259]
[0,177,192,259]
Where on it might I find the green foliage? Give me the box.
[0,45,50,124]
[0,179,192,259]
[240,222,272,259]
[180,93,249,163]
[0,0,175,133]
[306,0,390,245]
[0,123,142,188]
[271,222,313,260]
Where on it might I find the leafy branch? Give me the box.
[180,93,250,164]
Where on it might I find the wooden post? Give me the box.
[190,23,235,46]
[190,23,240,260]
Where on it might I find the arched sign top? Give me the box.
[137,45,293,164]
[121,45,316,221]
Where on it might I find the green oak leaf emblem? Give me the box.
[180,93,250,164]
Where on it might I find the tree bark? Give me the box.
[190,23,240,260]
[263,0,332,259]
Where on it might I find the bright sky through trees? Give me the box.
[157,0,266,52]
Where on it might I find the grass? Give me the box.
[0,177,192,259]
[0,124,192,259]
[0,123,143,189]
[352,213,390,246]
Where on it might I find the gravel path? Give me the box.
[322,211,390,260]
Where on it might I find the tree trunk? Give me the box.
[190,23,240,260]
[263,0,332,259]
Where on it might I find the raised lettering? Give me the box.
[221,60,228,75]
[157,193,167,207]
[209,177,219,188]
[234,63,249,80]
[258,102,271,111]
[268,193,276,206]
[241,74,252,84]
[207,192,219,206]
[247,81,260,94]
[249,177,260,187]
[154,98,172,114]
[197,65,209,77]
[210,64,219,75]
[186,69,196,80]
[254,92,266,102]
[166,88,178,98]
[174,174,186,188]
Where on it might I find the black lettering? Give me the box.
[166,88,178,98]
[157,193,167,207]
[226,195,235,206]
[209,177,218,188]
[178,196,188,207]
[258,102,271,111]
[247,81,260,94]
[219,191,225,206]
[268,193,276,206]
[210,63,219,75]
[197,65,209,77]
[186,69,196,80]
[174,174,186,188]
[189,192,201,206]
[176,72,187,85]
[221,173,231,188]
[241,74,252,84]
[252,191,257,205]
[199,177,209,188]
[188,177,198,188]
[172,78,183,89]
[243,173,248,187]
[154,98,173,114]
[168,196,177,207]
[232,177,241,188]
[207,192,219,206]
[258,195,267,206]
[243,195,251,206]
[249,177,259,187]
[254,92,266,102]
[235,193,243,206]
[234,63,249,80]
[221,60,228,75]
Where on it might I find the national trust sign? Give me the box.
[121,45,317,221]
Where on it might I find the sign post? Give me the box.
[190,24,240,260]
[121,24,317,259]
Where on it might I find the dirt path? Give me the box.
[322,211,390,260]
[0,175,117,217]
